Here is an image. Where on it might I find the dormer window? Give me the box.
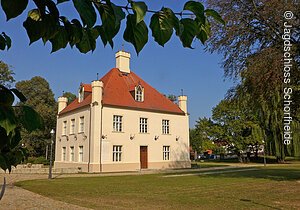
[78,86,84,103]
[135,85,144,102]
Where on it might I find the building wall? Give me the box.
[100,106,190,172]
[54,105,190,173]
[54,106,91,172]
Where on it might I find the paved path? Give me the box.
[0,174,90,210]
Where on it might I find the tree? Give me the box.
[191,117,217,154]
[0,61,15,87]
[211,99,264,162]
[167,94,177,103]
[206,0,300,162]
[16,76,57,157]
[63,91,76,104]
[0,1,224,54]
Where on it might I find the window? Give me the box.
[139,118,148,133]
[70,119,75,134]
[70,146,74,161]
[135,85,144,102]
[113,145,122,162]
[62,147,66,161]
[163,146,170,160]
[79,117,84,133]
[113,115,123,132]
[162,120,170,134]
[62,121,67,135]
[79,146,83,162]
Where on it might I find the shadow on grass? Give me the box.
[205,167,300,181]
[240,198,281,210]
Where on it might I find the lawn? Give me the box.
[16,164,300,210]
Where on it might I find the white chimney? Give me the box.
[57,97,68,114]
[178,95,188,114]
[116,51,131,73]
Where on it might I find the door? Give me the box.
[140,146,148,169]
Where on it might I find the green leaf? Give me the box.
[0,35,5,50]
[0,85,14,106]
[111,3,125,26]
[63,18,83,47]
[131,1,147,24]
[23,17,43,44]
[123,14,148,54]
[0,155,8,171]
[97,26,108,47]
[72,0,96,28]
[57,0,70,4]
[184,1,205,23]
[76,29,95,53]
[45,0,60,22]
[179,18,198,48]
[0,126,9,150]
[1,0,29,20]
[0,106,16,135]
[205,9,225,25]
[50,26,69,52]
[150,12,173,46]
[10,88,27,102]
[197,30,208,44]
[19,105,44,132]
[9,128,22,149]
[2,33,11,50]
[28,9,41,21]
[41,15,60,44]
[95,2,125,47]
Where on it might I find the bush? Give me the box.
[25,156,49,165]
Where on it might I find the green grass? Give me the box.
[191,162,229,169]
[16,164,300,210]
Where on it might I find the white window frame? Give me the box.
[163,146,170,160]
[113,145,122,162]
[62,121,67,135]
[70,146,74,161]
[62,147,66,161]
[70,119,75,134]
[139,118,148,133]
[79,116,84,133]
[79,146,83,162]
[162,120,170,134]
[135,85,144,102]
[113,115,123,132]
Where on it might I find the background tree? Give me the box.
[0,61,15,87]
[191,117,217,154]
[212,99,264,162]
[16,76,57,157]
[206,0,300,162]
[0,1,224,54]
[63,91,76,105]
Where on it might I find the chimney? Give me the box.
[178,95,188,114]
[116,51,131,73]
[58,97,68,114]
[91,80,103,105]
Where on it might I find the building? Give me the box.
[54,51,190,172]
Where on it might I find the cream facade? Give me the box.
[54,51,190,173]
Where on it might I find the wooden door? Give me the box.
[140,146,148,169]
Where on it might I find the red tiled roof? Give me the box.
[81,83,92,92]
[59,68,184,115]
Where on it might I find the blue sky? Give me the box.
[0,1,234,127]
